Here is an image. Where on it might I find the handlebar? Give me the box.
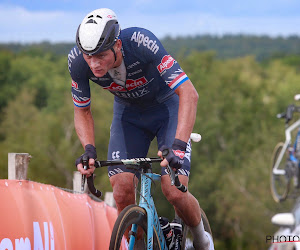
[277,95,300,123]
[295,94,300,101]
[277,105,300,124]
[81,133,202,197]
[82,156,187,198]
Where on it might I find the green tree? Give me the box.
[1,47,300,249]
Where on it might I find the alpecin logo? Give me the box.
[103,77,148,92]
[157,55,175,73]
[130,31,160,54]
[173,149,185,159]
[266,234,300,245]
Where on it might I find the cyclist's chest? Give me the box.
[89,59,161,99]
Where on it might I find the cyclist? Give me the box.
[69,8,214,250]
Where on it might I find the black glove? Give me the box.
[160,139,187,170]
[75,144,97,167]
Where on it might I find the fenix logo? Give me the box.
[131,31,159,54]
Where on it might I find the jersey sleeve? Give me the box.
[68,46,91,108]
[128,28,189,90]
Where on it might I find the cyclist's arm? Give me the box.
[74,105,96,176]
[158,79,198,167]
[127,28,198,142]
[74,105,95,147]
[174,79,199,143]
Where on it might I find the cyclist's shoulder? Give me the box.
[121,27,159,37]
[120,27,163,57]
[120,27,160,44]
[67,45,89,79]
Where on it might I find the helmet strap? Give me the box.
[111,47,117,62]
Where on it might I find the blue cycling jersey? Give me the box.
[68,27,189,107]
[68,27,192,177]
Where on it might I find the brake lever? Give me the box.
[166,165,176,186]
[81,155,89,192]
[162,148,176,185]
[162,148,187,192]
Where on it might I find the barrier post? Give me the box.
[73,171,82,193]
[8,153,31,180]
[73,171,90,194]
[104,192,116,207]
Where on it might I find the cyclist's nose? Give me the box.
[90,56,101,68]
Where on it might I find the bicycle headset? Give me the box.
[76,8,120,60]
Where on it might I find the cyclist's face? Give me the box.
[83,49,115,77]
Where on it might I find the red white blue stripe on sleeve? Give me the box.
[72,94,91,107]
[168,72,189,90]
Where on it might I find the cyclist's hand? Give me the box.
[77,159,95,177]
[75,144,97,177]
[158,139,187,170]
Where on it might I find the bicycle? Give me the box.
[270,95,300,203]
[84,133,213,249]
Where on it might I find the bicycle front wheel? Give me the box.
[200,207,212,236]
[109,204,162,250]
[270,142,291,202]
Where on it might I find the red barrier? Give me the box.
[0,180,127,250]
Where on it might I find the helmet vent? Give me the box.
[86,19,97,24]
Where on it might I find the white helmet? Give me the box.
[76,8,120,55]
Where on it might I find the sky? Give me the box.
[1,0,300,43]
